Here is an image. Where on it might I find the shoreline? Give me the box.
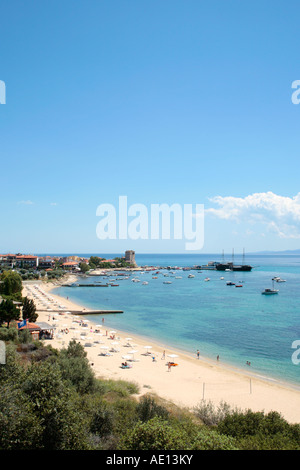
[23,277,300,424]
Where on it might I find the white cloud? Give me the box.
[17,200,34,205]
[206,191,300,239]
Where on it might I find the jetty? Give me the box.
[43,308,123,315]
[71,309,123,315]
[63,283,109,287]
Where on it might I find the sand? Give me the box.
[22,278,300,424]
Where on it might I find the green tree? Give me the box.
[89,256,102,267]
[0,271,22,298]
[79,262,90,273]
[0,343,26,386]
[0,384,43,449]
[56,340,98,395]
[22,296,38,323]
[0,299,20,328]
[21,361,91,450]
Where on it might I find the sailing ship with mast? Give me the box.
[215,249,253,272]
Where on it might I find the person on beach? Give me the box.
[197,350,200,359]
[162,350,165,360]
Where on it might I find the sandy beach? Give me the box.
[23,278,300,424]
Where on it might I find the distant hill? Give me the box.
[250,249,300,255]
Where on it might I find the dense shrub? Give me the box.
[194,399,239,425]
[136,395,170,422]
[0,330,299,450]
[190,427,238,450]
[0,327,18,342]
[118,417,189,450]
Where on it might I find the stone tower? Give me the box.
[125,250,137,266]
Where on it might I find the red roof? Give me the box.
[19,322,40,331]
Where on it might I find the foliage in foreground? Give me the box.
[0,334,300,450]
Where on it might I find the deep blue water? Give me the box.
[51,253,300,387]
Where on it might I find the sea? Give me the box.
[50,253,300,389]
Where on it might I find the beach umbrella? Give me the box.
[144,346,152,354]
[129,349,138,360]
[167,354,178,359]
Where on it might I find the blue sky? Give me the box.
[1,0,300,254]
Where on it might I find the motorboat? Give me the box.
[163,281,172,284]
[204,277,210,281]
[272,277,286,283]
[262,288,279,295]
[188,274,195,278]
[226,281,235,286]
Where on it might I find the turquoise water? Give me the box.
[52,254,300,388]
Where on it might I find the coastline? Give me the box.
[24,277,300,424]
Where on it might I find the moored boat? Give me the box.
[262,288,279,295]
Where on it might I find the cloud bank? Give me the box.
[206,192,300,239]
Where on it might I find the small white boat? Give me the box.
[188,274,195,278]
[142,281,148,285]
[204,277,210,281]
[220,277,224,280]
[175,276,182,279]
[262,288,279,295]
